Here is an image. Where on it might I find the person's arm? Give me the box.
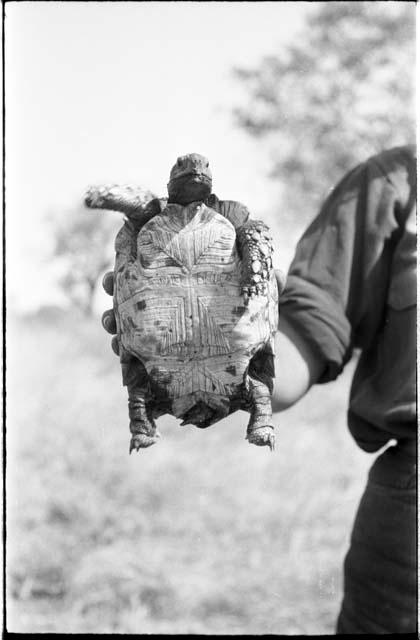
[272,315,324,412]
[271,145,415,411]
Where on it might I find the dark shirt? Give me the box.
[279,145,416,452]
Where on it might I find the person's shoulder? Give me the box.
[361,145,416,206]
[366,144,416,175]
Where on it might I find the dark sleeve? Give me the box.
[279,146,415,383]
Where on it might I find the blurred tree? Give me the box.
[233,1,415,225]
[51,207,122,316]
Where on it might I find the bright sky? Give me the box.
[6,1,311,313]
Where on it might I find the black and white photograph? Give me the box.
[4,0,417,635]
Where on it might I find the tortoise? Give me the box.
[85,153,282,452]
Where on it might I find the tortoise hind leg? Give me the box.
[245,347,276,450]
[245,375,275,450]
[128,386,160,452]
[122,355,160,452]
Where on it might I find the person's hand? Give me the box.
[101,271,120,356]
[103,269,287,357]
[100,211,141,357]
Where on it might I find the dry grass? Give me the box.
[6,311,372,634]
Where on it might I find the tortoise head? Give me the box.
[167,153,212,205]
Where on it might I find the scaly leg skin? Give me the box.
[84,183,165,223]
[236,221,274,303]
[128,385,160,452]
[245,375,275,451]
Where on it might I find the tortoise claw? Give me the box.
[85,185,107,208]
[242,285,258,300]
[246,427,275,451]
[242,282,268,302]
[129,431,160,453]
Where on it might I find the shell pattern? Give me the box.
[115,201,278,421]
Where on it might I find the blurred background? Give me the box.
[5,1,416,634]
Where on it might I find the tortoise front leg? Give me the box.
[236,220,274,303]
[84,183,165,223]
[245,374,275,451]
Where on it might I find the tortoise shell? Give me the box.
[115,200,278,424]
